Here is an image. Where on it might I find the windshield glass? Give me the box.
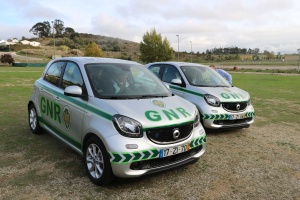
[181,65,231,87]
[85,63,172,99]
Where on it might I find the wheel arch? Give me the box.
[82,132,108,154]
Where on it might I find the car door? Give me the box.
[53,61,87,149]
[37,61,65,128]
[161,64,186,98]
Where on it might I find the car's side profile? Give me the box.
[144,62,255,129]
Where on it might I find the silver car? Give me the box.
[144,62,255,129]
[28,57,206,185]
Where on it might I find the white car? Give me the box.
[28,57,206,185]
[144,62,255,129]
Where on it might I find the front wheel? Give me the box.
[84,136,115,185]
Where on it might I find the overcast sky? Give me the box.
[1,0,300,53]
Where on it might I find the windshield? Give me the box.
[181,65,231,87]
[85,63,172,99]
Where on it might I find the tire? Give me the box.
[84,136,115,185]
[28,104,43,134]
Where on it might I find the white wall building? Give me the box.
[12,39,19,43]
[20,40,30,45]
[29,41,40,46]
[0,40,6,45]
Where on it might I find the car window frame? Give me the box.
[148,64,165,79]
[43,61,67,87]
[59,61,88,96]
[161,64,186,87]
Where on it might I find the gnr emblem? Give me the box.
[63,106,71,130]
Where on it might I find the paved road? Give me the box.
[229,71,300,76]
[0,52,43,60]
[216,65,298,70]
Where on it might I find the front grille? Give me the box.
[146,122,193,145]
[213,117,253,125]
[222,102,247,112]
[130,145,202,170]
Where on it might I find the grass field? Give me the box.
[0,68,299,199]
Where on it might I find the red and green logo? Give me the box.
[63,106,71,130]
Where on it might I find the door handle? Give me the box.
[54,96,60,102]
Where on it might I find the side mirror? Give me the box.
[171,79,182,86]
[163,83,170,89]
[64,86,84,97]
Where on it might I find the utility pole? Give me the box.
[51,21,55,59]
[176,35,179,62]
[190,41,192,62]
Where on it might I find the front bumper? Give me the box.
[104,125,206,178]
[200,104,255,129]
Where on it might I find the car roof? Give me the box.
[52,57,143,66]
[145,61,209,68]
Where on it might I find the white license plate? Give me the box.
[229,114,245,120]
[159,143,190,158]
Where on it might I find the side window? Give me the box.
[149,65,162,79]
[162,65,183,83]
[44,62,64,86]
[61,62,84,89]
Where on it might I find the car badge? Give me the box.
[151,100,166,108]
[236,103,240,110]
[63,106,71,130]
[224,88,230,92]
[173,128,180,139]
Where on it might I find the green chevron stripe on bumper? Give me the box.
[201,112,254,120]
[108,136,206,164]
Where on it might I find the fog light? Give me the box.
[125,144,138,149]
[130,161,141,170]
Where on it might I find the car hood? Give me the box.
[102,96,196,129]
[192,86,250,103]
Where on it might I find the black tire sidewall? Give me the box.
[28,104,42,134]
[84,136,114,185]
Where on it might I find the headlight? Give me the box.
[194,110,201,128]
[204,94,220,107]
[113,115,143,138]
[247,98,251,106]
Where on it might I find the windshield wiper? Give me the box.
[138,95,169,99]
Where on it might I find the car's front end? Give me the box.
[95,96,206,178]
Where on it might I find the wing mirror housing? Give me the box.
[64,86,86,98]
[171,79,182,86]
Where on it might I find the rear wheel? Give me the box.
[28,104,43,134]
[84,136,115,185]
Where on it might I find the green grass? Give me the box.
[0,67,299,194]
[232,73,300,126]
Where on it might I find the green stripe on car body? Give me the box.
[169,85,204,97]
[35,80,113,121]
[38,115,82,150]
[201,112,255,120]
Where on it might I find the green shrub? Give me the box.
[60,45,70,51]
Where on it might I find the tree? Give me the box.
[64,27,75,34]
[29,21,51,37]
[0,54,14,64]
[84,42,105,57]
[139,28,174,63]
[265,51,274,60]
[22,36,26,40]
[70,32,80,39]
[53,19,64,35]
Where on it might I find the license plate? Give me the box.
[229,114,245,120]
[160,143,190,158]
